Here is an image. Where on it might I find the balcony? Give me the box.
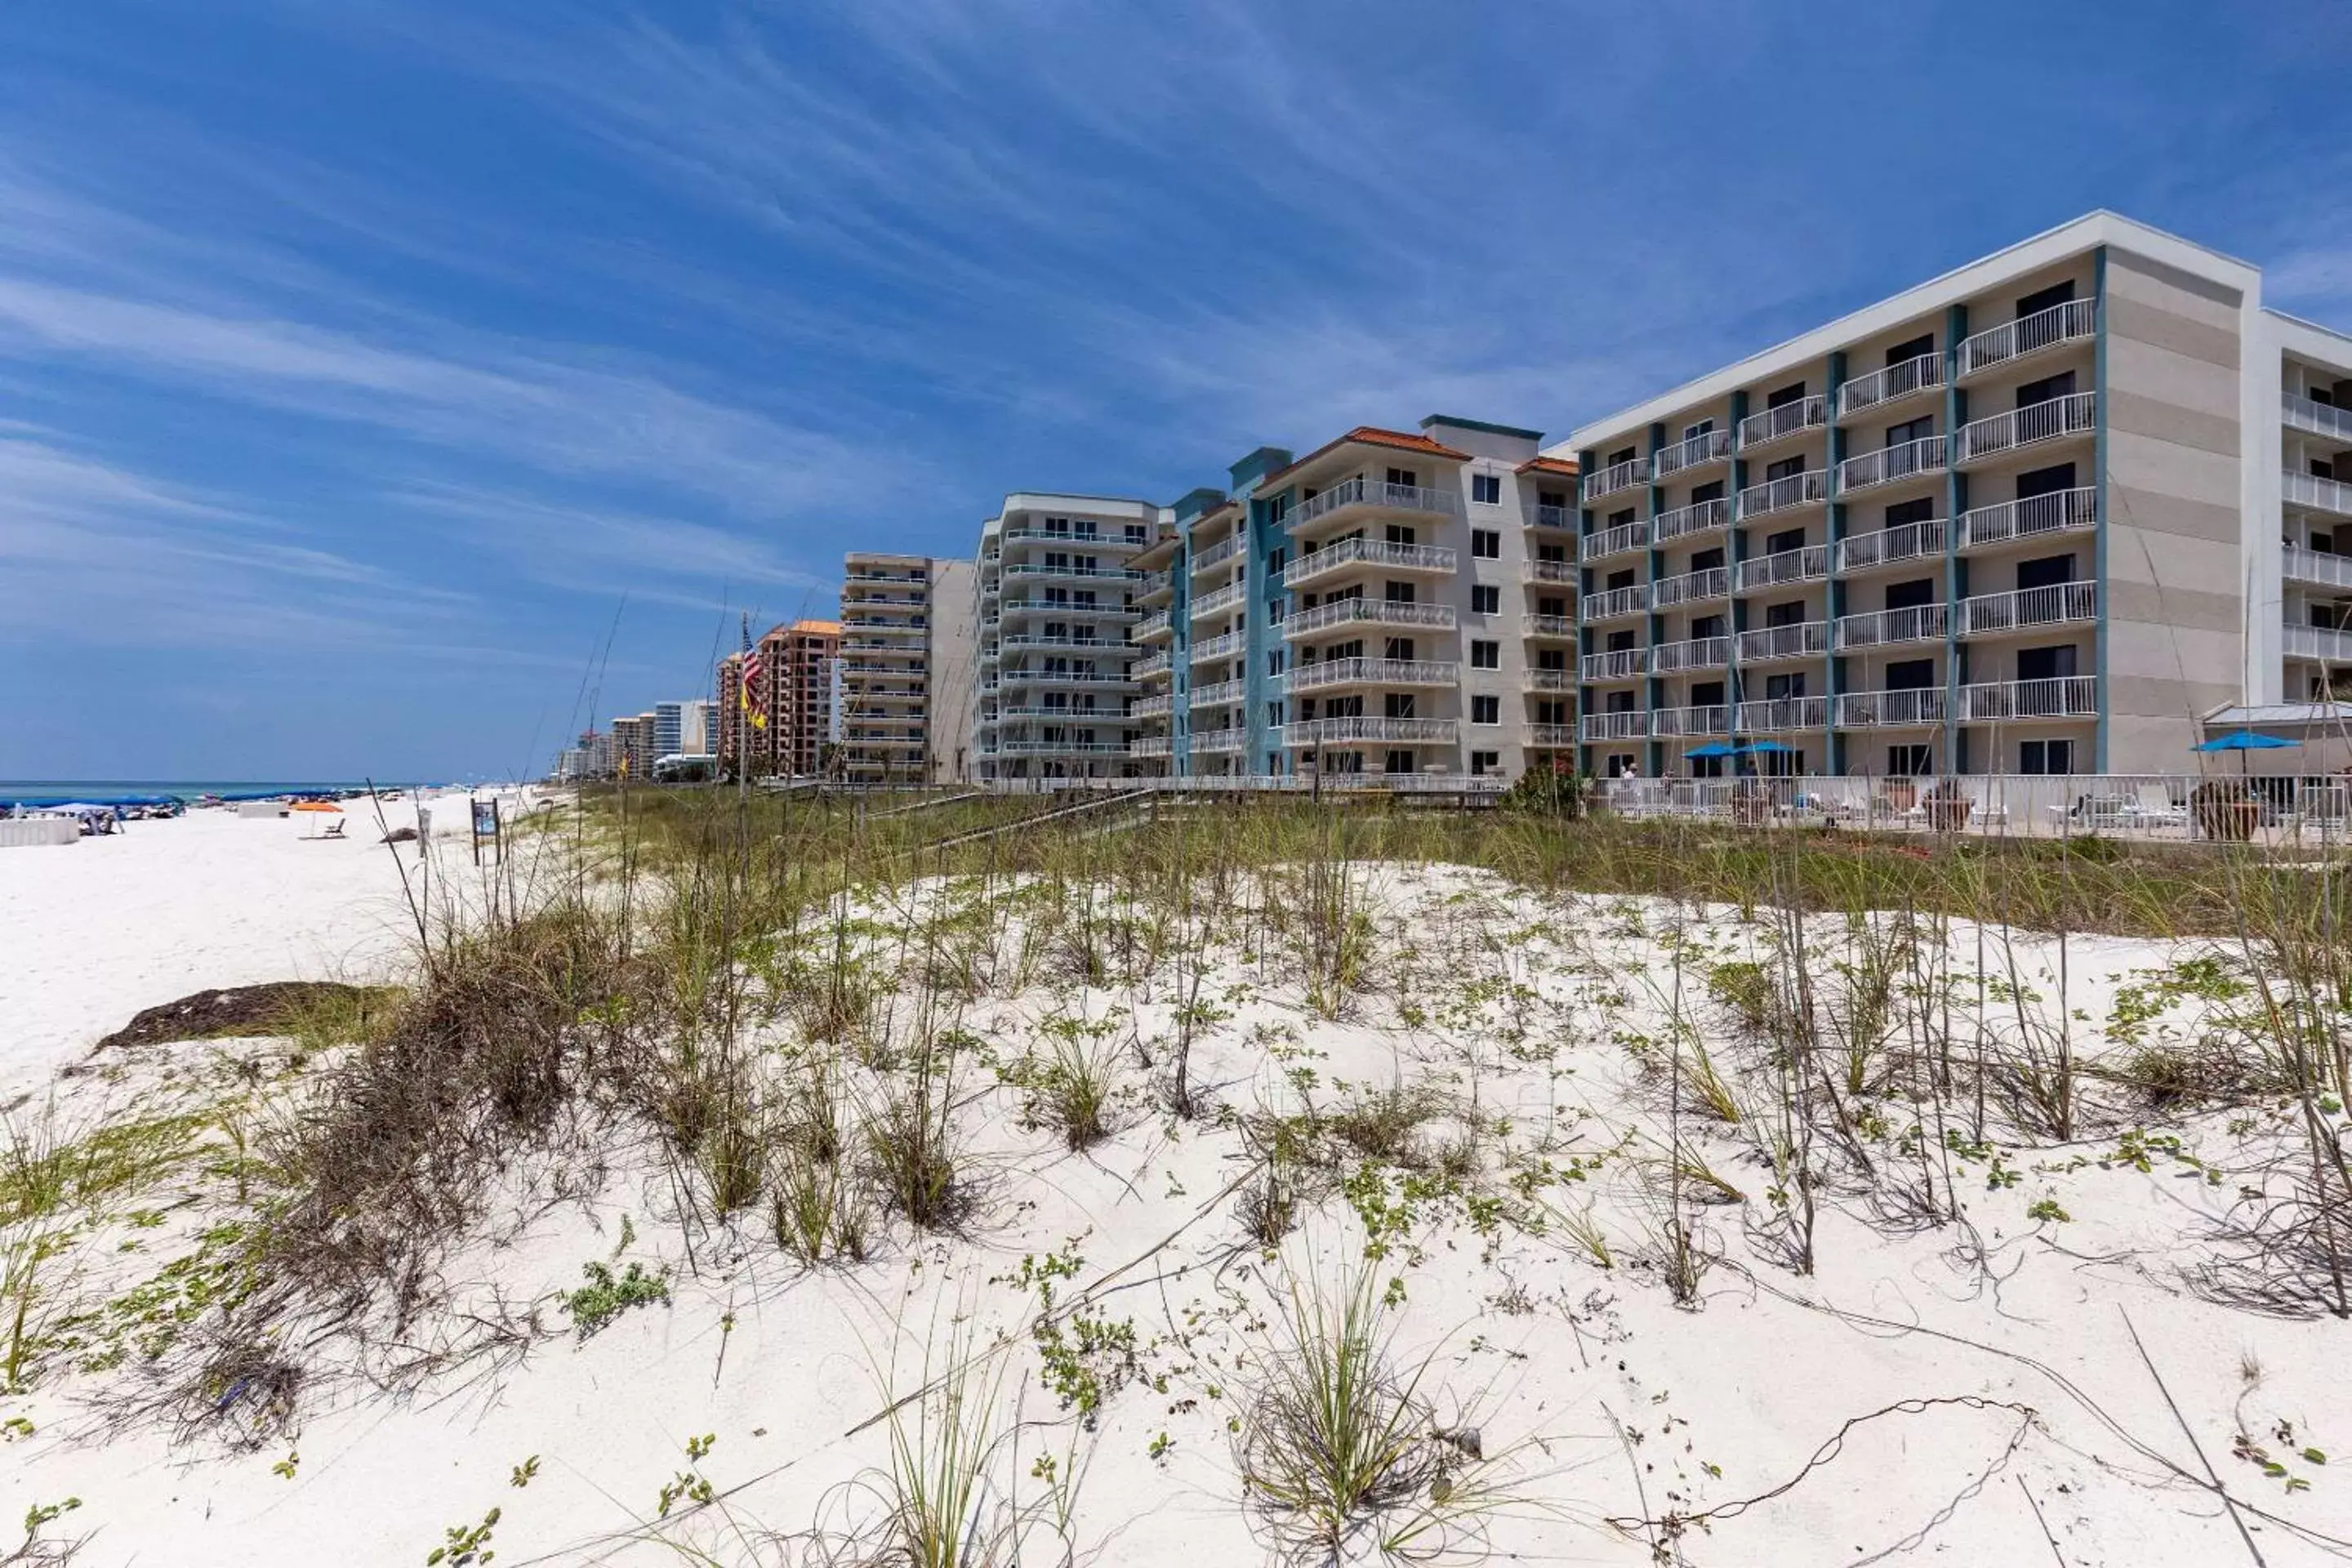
[1293,474,1462,531]
[1582,710,1648,742]
[1190,629,1249,662]
[1833,688,1948,728]
[1651,704,1731,737]
[996,704,1118,721]
[1129,735,1173,758]
[994,739,1131,757]
[1953,392,2096,465]
[1738,394,1829,451]
[1652,427,1732,479]
[1525,557,1577,585]
[1838,352,1944,418]
[1290,657,1459,692]
[1528,724,1578,748]
[1956,487,2096,551]
[1132,693,1172,719]
[1958,581,2097,636]
[844,566,927,586]
[1650,565,1731,608]
[1527,503,1578,532]
[1735,544,1829,592]
[1837,433,1948,495]
[1582,583,1648,621]
[1736,620,1831,662]
[1650,635,1730,674]
[1193,730,1246,755]
[1191,534,1244,574]
[1285,715,1459,746]
[2285,623,2352,662]
[1526,613,1575,639]
[1283,538,1459,590]
[1652,496,1731,546]
[1961,676,2097,721]
[1002,598,1131,621]
[1002,562,1147,583]
[1133,652,1171,680]
[1581,646,1646,682]
[1736,696,1828,732]
[1957,297,2096,379]
[1583,456,1648,503]
[1526,666,1575,692]
[1835,517,1945,573]
[1584,518,1650,560]
[1008,667,1141,689]
[1835,603,1949,649]
[2285,546,2352,591]
[1284,598,1458,638]
[1737,468,1828,520]
[1190,581,1248,620]
[1190,678,1246,708]
[2285,469,2352,519]
[1000,525,1147,550]
[2286,392,2352,443]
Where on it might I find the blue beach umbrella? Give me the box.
[1684,742,1739,759]
[1738,740,1797,754]
[2194,730,2299,753]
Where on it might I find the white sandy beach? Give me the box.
[3,831,2350,1566]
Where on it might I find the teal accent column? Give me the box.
[1943,303,1968,776]
[1822,352,1846,774]
[2091,245,2110,773]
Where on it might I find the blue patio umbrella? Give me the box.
[1684,742,1740,759]
[1738,740,1797,754]
[2195,730,2300,753]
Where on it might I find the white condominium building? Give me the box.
[838,554,977,784]
[974,494,1169,780]
[1556,210,2352,780]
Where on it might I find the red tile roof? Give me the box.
[1261,426,1472,489]
[1517,455,1581,477]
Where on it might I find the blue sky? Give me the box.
[3,1,2350,780]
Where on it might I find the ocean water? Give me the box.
[0,779,440,805]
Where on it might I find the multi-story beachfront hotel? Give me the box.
[692,211,2351,789]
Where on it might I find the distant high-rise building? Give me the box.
[840,557,975,784]
[653,701,687,760]
[715,619,838,778]
[679,697,715,758]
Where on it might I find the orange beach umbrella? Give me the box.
[291,800,343,813]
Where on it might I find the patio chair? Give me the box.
[2133,782,2188,831]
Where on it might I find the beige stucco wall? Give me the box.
[927,558,978,784]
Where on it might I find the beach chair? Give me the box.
[2133,782,2188,832]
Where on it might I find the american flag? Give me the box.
[739,616,768,730]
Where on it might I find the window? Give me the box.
[2016,644,2078,680]
[1886,414,1933,448]
[1267,546,1287,576]
[1386,467,1419,488]
[1886,332,1935,365]
[1471,695,1500,725]
[1472,585,1500,613]
[1472,474,1503,506]
[1683,417,1717,440]
[1766,381,1808,409]
[1536,699,1567,724]
[1267,702,1285,728]
[1470,639,1499,669]
[2016,370,2075,409]
[1690,680,1726,706]
[1383,636,1415,660]
[1384,580,1416,603]
[1764,671,1806,699]
[1884,659,1937,690]
[1384,750,1415,774]
[2020,739,2074,775]
[1539,488,1569,509]
[2016,279,2076,318]
[1764,600,1806,628]
[1888,744,1933,776]
[1471,528,1501,559]
[1690,479,1726,503]
[1765,454,1807,483]
[1537,543,1567,564]
[1384,523,1417,546]
[1766,528,1806,556]
[1690,546,1726,572]
[2016,463,2077,501]
[1885,577,1936,612]
[1384,693,1417,719]
[1885,496,1935,529]
[1607,446,1637,469]
[2016,554,2076,590]
[1470,751,1499,776]
[1536,649,1567,670]
[1538,595,1567,617]
[1267,649,1285,676]
[1608,506,1637,528]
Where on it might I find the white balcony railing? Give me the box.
[1650,566,1731,608]
[1190,534,1243,574]
[1837,433,1948,494]
[1958,581,2098,635]
[1652,427,1732,479]
[1581,710,1650,742]
[1833,687,1948,728]
[1002,561,1147,582]
[2285,468,2352,519]
[1958,297,2096,377]
[1953,392,2097,464]
[1135,609,1172,639]
[1738,394,1829,449]
[1525,666,1575,692]
[1189,581,1248,621]
[1651,496,1731,545]
[1192,730,1246,755]
[1289,657,1459,691]
[2286,393,2352,443]
[1834,517,1945,572]
[1838,352,1944,417]
[1584,519,1650,560]
[1129,735,1174,757]
[1529,503,1577,531]
[1190,630,1248,662]
[1581,646,1646,682]
[1583,457,1648,502]
[1283,538,1459,589]
[1527,724,1578,748]
[1525,557,1577,584]
[2285,546,2352,591]
[1131,693,1172,719]
[1284,715,1459,746]
[1735,544,1829,591]
[1737,468,1829,519]
[1284,598,1458,637]
[1133,653,1171,679]
[1190,678,1246,708]
[1955,486,2097,550]
[2285,623,2352,662]
[1835,603,1949,649]
[1651,704,1731,737]
[1960,676,2098,720]
[1582,583,1649,620]
[1735,696,1828,732]
[1526,613,1575,639]
[1293,474,1462,529]
[1650,635,1731,673]
[1735,621,1831,662]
